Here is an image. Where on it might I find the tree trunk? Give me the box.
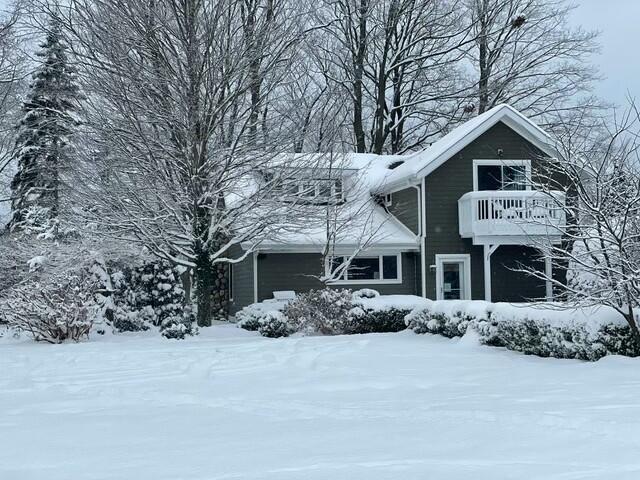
[477,0,490,114]
[194,247,215,327]
[352,0,368,153]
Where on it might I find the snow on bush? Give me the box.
[406,301,639,361]
[0,267,98,344]
[236,299,291,333]
[284,289,355,335]
[104,259,196,338]
[239,289,430,338]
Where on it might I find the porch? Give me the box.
[457,190,566,302]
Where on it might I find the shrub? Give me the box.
[160,309,198,340]
[283,289,354,335]
[344,306,411,334]
[105,259,195,337]
[236,299,290,332]
[2,269,98,343]
[406,302,640,361]
[256,311,291,338]
[240,289,424,337]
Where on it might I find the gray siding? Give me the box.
[256,252,419,303]
[389,187,420,234]
[490,245,546,302]
[423,120,550,300]
[228,245,254,314]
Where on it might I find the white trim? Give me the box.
[416,106,557,181]
[435,254,472,301]
[544,254,553,301]
[420,177,427,298]
[242,243,419,254]
[472,159,532,192]
[328,253,403,285]
[252,251,258,304]
[228,263,234,302]
[483,244,499,302]
[376,104,559,194]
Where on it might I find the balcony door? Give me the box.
[436,254,471,300]
[473,159,531,191]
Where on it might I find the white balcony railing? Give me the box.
[458,190,566,244]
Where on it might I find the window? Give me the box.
[383,193,393,207]
[228,264,233,302]
[474,160,530,191]
[327,254,402,284]
[268,172,344,203]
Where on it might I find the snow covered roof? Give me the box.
[374,104,558,193]
[243,153,419,253]
[243,105,554,253]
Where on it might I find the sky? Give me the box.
[0,0,632,108]
[570,0,640,107]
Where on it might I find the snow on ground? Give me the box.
[2,326,640,479]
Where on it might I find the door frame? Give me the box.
[435,254,472,300]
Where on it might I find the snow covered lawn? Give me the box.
[3,327,640,479]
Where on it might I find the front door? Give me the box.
[436,254,471,300]
[442,261,464,300]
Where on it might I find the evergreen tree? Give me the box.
[8,19,79,233]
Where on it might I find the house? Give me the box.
[229,104,567,313]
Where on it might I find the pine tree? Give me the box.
[8,20,80,233]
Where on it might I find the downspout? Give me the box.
[413,178,427,298]
[253,251,258,304]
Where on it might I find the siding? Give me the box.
[490,245,546,302]
[256,252,419,302]
[423,120,551,300]
[228,245,254,314]
[389,187,420,234]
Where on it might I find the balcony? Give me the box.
[458,190,566,245]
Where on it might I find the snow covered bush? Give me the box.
[105,259,196,337]
[283,289,354,335]
[160,309,197,340]
[406,301,640,361]
[239,289,429,337]
[1,268,98,343]
[236,299,290,332]
[255,311,291,338]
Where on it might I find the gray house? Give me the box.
[229,104,566,312]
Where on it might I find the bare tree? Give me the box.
[467,0,601,122]
[26,0,330,326]
[314,0,476,154]
[529,100,640,346]
[0,2,29,223]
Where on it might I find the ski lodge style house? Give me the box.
[229,105,567,313]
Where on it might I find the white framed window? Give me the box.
[298,179,343,200]
[228,263,233,302]
[327,254,402,284]
[435,254,471,300]
[473,159,531,192]
[383,193,393,207]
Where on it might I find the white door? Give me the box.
[436,254,471,300]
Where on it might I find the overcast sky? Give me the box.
[570,0,640,107]
[0,0,634,108]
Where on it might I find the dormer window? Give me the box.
[270,174,344,204]
[299,179,343,202]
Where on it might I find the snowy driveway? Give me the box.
[2,326,640,480]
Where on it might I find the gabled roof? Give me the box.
[375,104,558,193]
